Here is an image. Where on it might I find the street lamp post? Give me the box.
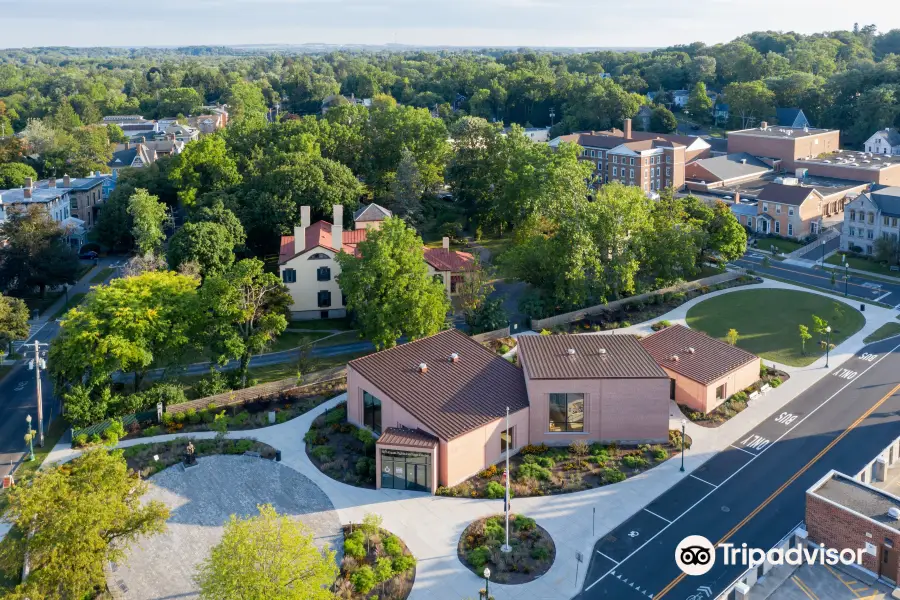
[844,261,849,298]
[680,418,687,472]
[483,567,491,600]
[25,415,34,461]
[501,406,511,553]
[825,325,832,368]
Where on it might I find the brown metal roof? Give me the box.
[348,329,529,441]
[377,427,439,449]
[638,325,759,385]
[518,334,668,380]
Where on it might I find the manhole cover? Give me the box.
[721,506,730,513]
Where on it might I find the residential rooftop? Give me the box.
[0,186,68,205]
[278,220,367,263]
[812,472,900,530]
[638,325,758,385]
[686,152,771,182]
[348,329,529,440]
[866,187,900,218]
[423,248,476,272]
[518,334,668,380]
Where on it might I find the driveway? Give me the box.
[112,455,342,600]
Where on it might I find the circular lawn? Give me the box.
[685,289,865,367]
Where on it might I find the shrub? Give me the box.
[233,439,253,453]
[90,433,103,445]
[569,440,589,456]
[760,364,769,377]
[311,445,335,461]
[436,486,459,497]
[770,377,782,388]
[499,344,510,354]
[304,428,322,444]
[485,481,505,499]
[142,425,161,437]
[480,464,498,479]
[539,329,552,336]
[161,412,174,426]
[601,468,626,483]
[351,565,377,594]
[230,411,250,427]
[201,410,215,424]
[731,391,748,403]
[652,446,668,461]
[344,537,367,560]
[484,520,504,541]
[174,412,186,424]
[382,535,403,558]
[651,320,671,331]
[356,457,375,479]
[520,443,548,455]
[185,408,200,425]
[622,454,649,469]
[325,406,346,427]
[590,443,610,459]
[669,429,691,449]
[531,546,550,560]
[515,515,536,531]
[536,456,555,469]
[354,427,374,445]
[521,454,537,465]
[517,463,550,481]
[74,433,88,447]
[106,419,126,440]
[467,546,492,570]
[392,554,416,573]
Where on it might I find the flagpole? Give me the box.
[501,406,512,553]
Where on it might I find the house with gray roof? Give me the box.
[684,153,773,189]
[776,108,811,129]
[841,186,900,256]
[864,129,900,157]
[108,142,157,173]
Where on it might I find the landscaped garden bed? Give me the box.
[546,275,758,334]
[119,437,277,478]
[457,514,555,584]
[686,289,865,367]
[336,517,417,599]
[305,402,377,488]
[437,431,691,498]
[679,364,790,428]
[482,336,517,356]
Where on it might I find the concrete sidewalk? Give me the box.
[39,276,900,600]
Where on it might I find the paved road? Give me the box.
[578,337,900,600]
[733,252,900,307]
[793,235,842,262]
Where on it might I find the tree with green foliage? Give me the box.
[157,87,203,117]
[686,82,714,124]
[127,188,169,257]
[167,221,236,276]
[0,293,29,351]
[106,123,128,143]
[799,324,812,354]
[49,270,200,392]
[0,162,37,188]
[723,80,776,128]
[49,99,83,131]
[726,328,739,346]
[336,217,449,349]
[69,125,112,176]
[198,258,290,387]
[194,504,337,600]
[0,205,79,298]
[682,197,746,263]
[389,146,424,222]
[192,200,246,250]
[0,448,169,600]
[224,80,268,123]
[169,135,242,207]
[649,105,678,133]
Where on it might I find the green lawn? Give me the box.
[686,289,865,367]
[287,317,354,331]
[474,234,514,263]
[826,253,898,277]
[864,323,900,344]
[758,238,804,255]
[49,292,86,321]
[89,266,114,284]
[267,331,330,353]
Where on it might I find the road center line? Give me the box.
[583,341,900,594]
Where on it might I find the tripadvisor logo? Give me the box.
[676,535,867,576]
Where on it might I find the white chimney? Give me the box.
[418,362,428,374]
[294,206,311,255]
[24,177,32,189]
[63,174,71,187]
[23,187,31,199]
[442,236,450,250]
[449,353,459,363]
[332,205,343,254]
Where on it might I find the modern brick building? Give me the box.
[726,123,840,172]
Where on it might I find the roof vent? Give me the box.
[418,363,428,374]
[687,347,696,354]
[597,348,607,355]
[567,348,576,356]
[449,353,459,363]
[890,507,900,520]
[671,355,680,362]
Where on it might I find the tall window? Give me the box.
[282,269,296,284]
[363,391,382,434]
[788,223,793,236]
[318,290,331,307]
[500,427,513,453]
[775,221,780,234]
[850,210,856,221]
[715,384,726,401]
[317,266,331,281]
[549,393,584,432]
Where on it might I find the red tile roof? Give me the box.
[422,248,476,272]
[278,220,368,264]
[638,325,759,385]
[348,329,529,440]
[518,334,668,379]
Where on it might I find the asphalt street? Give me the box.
[733,252,900,307]
[0,320,61,477]
[577,337,900,600]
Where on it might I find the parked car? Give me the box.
[78,250,98,260]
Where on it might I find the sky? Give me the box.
[1,0,899,49]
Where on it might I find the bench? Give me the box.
[749,391,762,402]
[891,266,899,272]
[243,451,261,458]
[760,384,772,394]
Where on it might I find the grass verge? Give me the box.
[864,323,900,344]
[89,267,114,284]
[49,292,86,321]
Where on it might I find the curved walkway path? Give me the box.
[42,276,900,600]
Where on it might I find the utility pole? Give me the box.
[29,340,49,447]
